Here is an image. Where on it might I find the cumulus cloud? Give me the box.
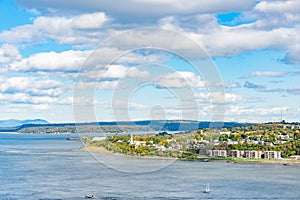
[1,0,300,122]
[196,92,243,104]
[285,41,300,64]
[0,76,64,97]
[101,65,150,80]
[202,27,296,57]
[0,92,66,105]
[0,44,22,67]
[10,50,89,72]
[0,12,109,46]
[244,81,265,89]
[9,47,168,74]
[77,65,150,83]
[225,106,300,123]
[245,0,300,29]
[241,0,300,63]
[226,106,289,122]
[76,81,119,91]
[153,71,206,89]
[2,4,299,63]
[15,0,256,19]
[158,11,299,63]
[223,82,241,89]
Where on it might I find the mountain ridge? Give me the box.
[0,120,252,132]
[0,119,49,128]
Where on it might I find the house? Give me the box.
[277,134,290,140]
[264,151,281,159]
[92,136,107,141]
[227,140,238,145]
[207,150,227,157]
[289,155,300,160]
[245,150,263,159]
[229,150,244,158]
[219,131,231,135]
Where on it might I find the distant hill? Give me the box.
[0,119,49,128]
[1,120,253,133]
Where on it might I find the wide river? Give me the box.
[0,133,299,200]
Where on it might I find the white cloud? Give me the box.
[223,93,244,104]
[196,92,243,104]
[71,12,109,29]
[76,80,119,91]
[0,12,109,46]
[2,5,298,63]
[202,27,296,57]
[153,71,206,89]
[159,14,300,63]
[0,44,22,66]
[9,47,168,75]
[0,76,64,97]
[247,0,300,29]
[225,106,295,123]
[15,0,256,18]
[241,71,286,78]
[101,65,150,79]
[159,14,219,34]
[10,50,89,72]
[0,92,63,104]
[78,65,150,82]
[240,0,300,63]
[222,81,241,89]
[71,96,104,107]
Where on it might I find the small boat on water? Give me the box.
[203,183,211,193]
[84,194,94,199]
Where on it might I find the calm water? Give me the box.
[0,134,299,200]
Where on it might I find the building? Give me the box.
[277,134,290,140]
[264,151,281,159]
[245,150,263,159]
[219,131,231,135]
[229,150,244,158]
[207,150,227,157]
[289,155,300,160]
[92,136,107,141]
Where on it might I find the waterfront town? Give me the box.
[87,123,300,161]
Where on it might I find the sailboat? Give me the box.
[203,183,210,193]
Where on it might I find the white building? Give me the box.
[92,136,107,141]
[245,150,263,159]
[264,151,281,159]
[207,150,227,157]
[229,150,244,158]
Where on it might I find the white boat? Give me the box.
[203,183,210,193]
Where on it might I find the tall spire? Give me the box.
[130,134,133,144]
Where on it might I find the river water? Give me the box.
[0,134,299,200]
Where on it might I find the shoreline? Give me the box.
[81,145,177,160]
[0,132,20,134]
[81,144,300,165]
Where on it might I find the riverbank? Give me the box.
[223,158,300,166]
[81,145,177,161]
[81,144,300,165]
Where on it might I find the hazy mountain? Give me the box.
[0,119,49,127]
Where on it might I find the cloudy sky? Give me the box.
[0,0,299,123]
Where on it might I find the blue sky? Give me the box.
[0,0,300,123]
